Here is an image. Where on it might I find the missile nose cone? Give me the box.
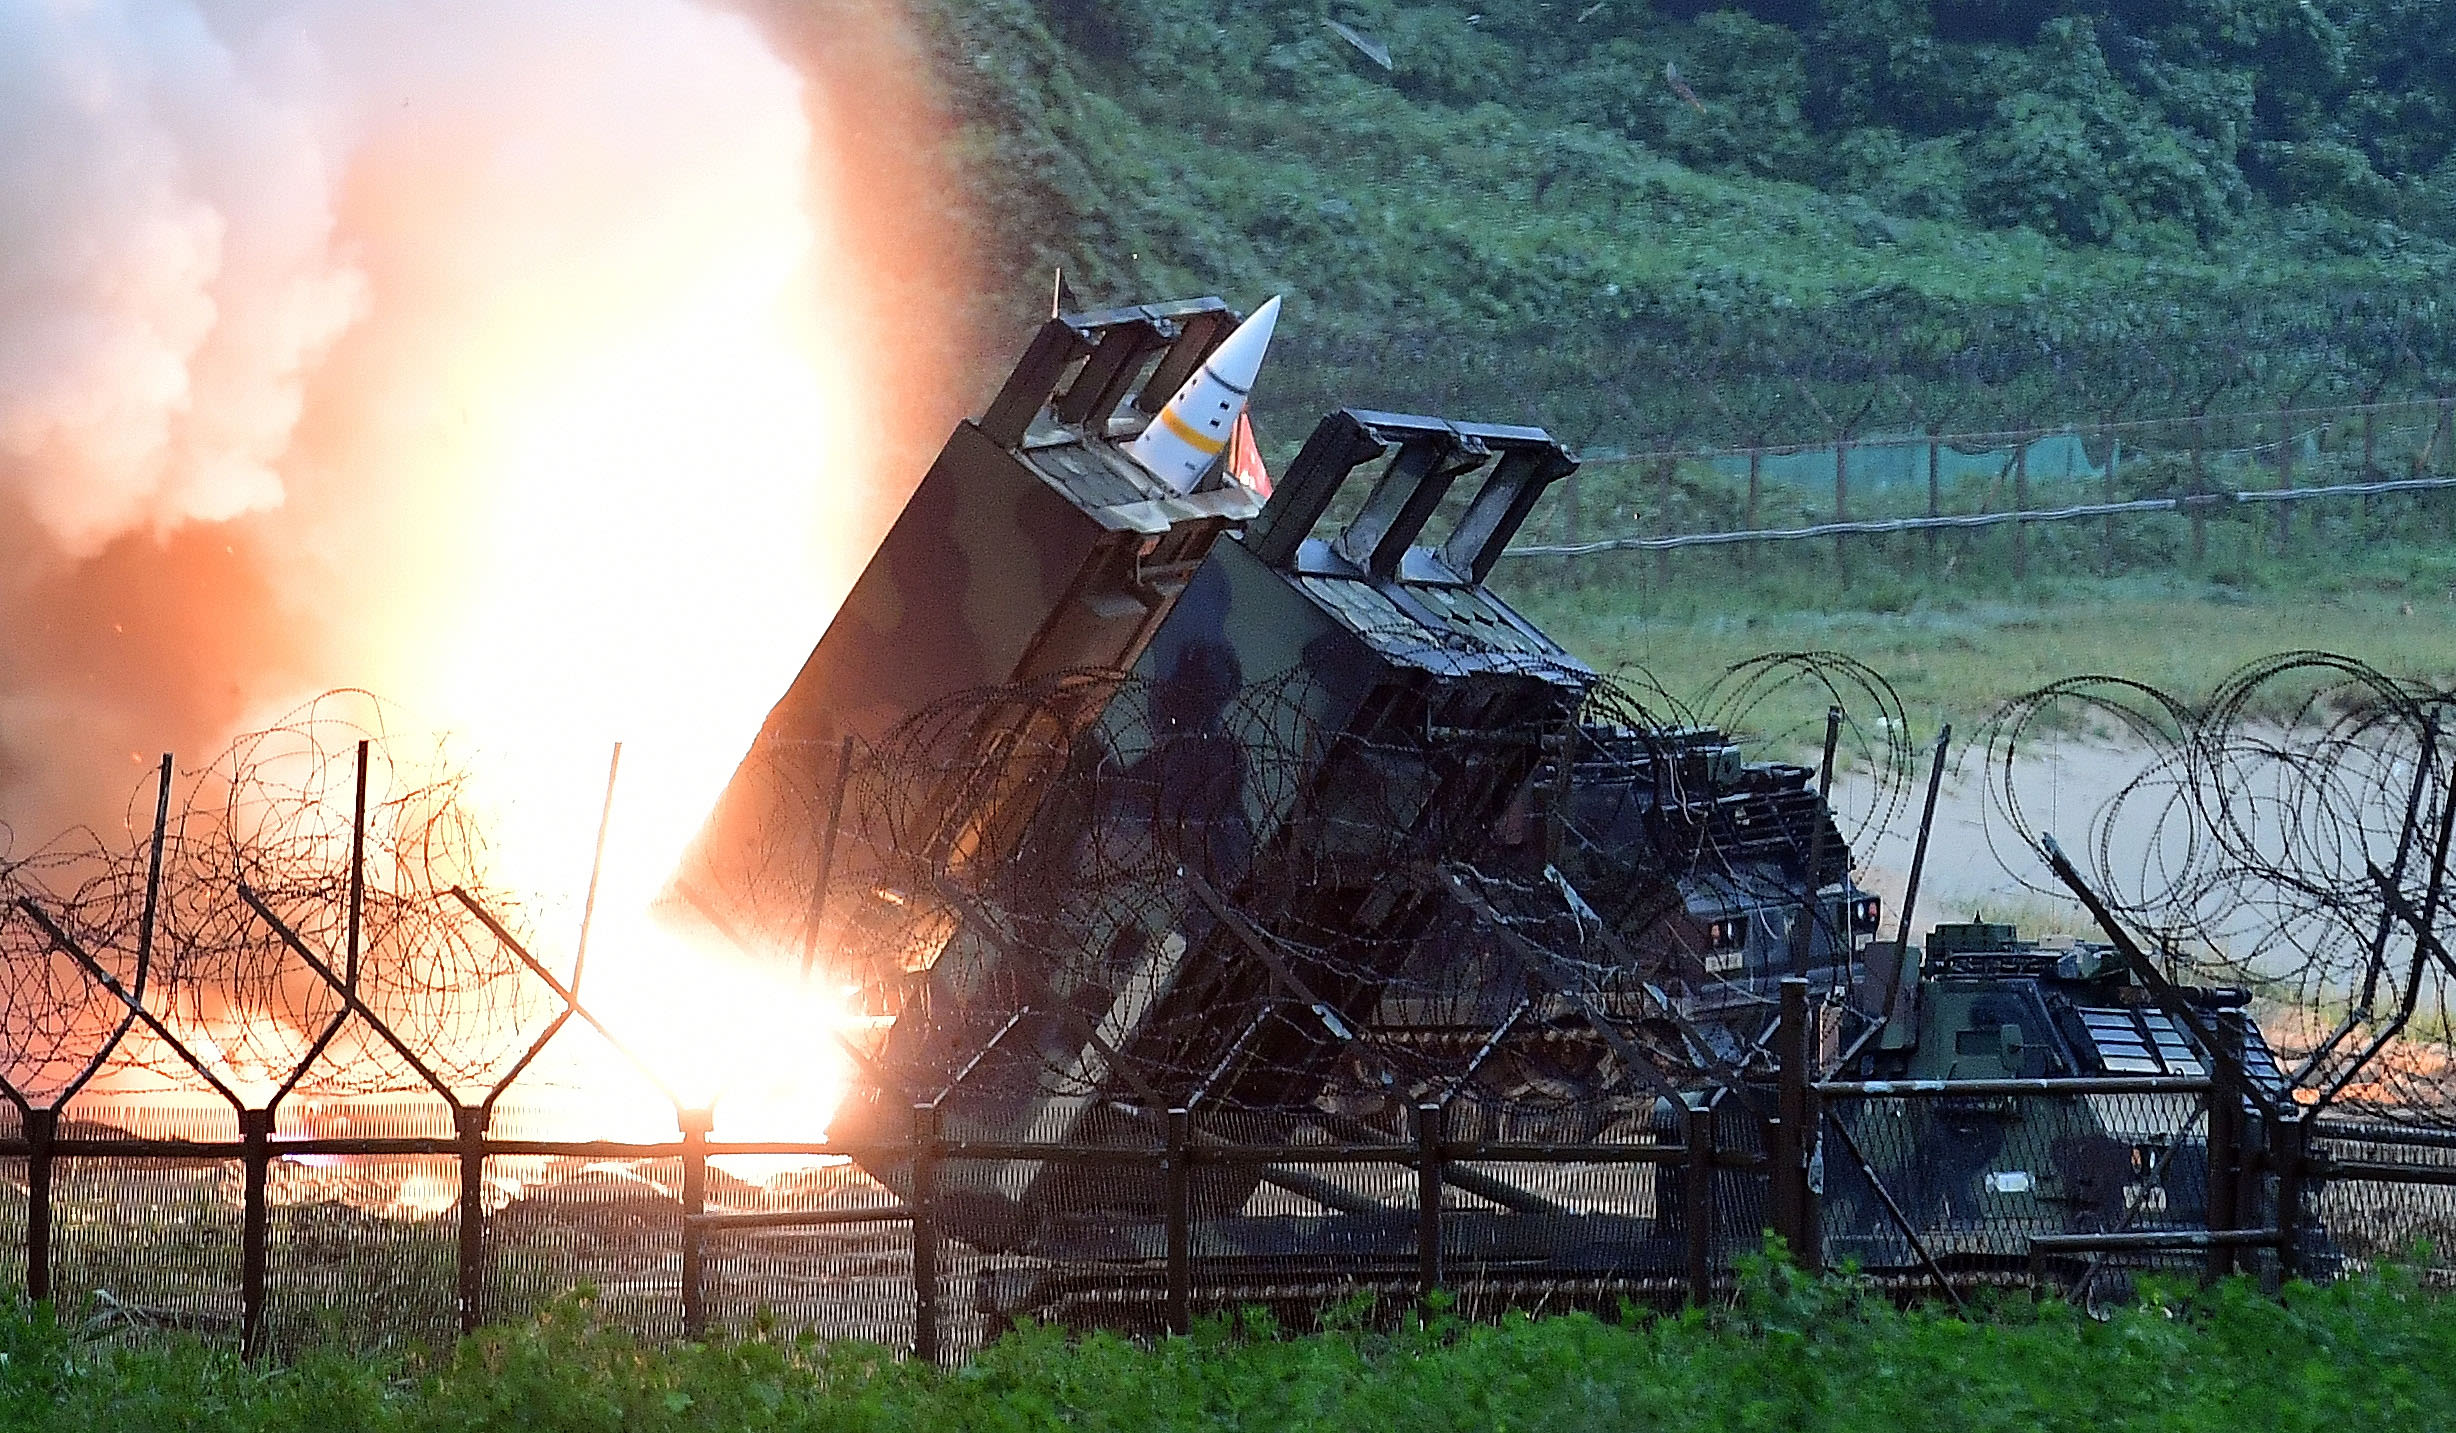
[1206,294,1280,391]
[1125,295,1284,495]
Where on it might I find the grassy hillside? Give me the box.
[899,2,2456,726]
[1508,554,2456,738]
[915,1,2456,451]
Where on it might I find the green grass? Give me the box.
[926,1,2456,451]
[12,1259,2456,1431]
[1495,525,2456,748]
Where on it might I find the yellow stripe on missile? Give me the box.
[1157,403,1230,455]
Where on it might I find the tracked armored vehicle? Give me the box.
[683,291,2320,1317]
[1821,921,2324,1279]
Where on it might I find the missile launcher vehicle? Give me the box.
[1557,726,1875,1037]
[683,292,2313,1308]
[1388,719,1878,1144]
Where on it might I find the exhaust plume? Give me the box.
[0,0,978,867]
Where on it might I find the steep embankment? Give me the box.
[914,1,2456,451]
[901,2,2456,726]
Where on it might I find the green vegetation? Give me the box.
[1497,518,2456,737]
[905,1,2456,706]
[917,0,2456,450]
[14,1261,2456,1430]
[886,0,2456,715]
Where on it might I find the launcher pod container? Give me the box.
[833,411,1591,1253]
[670,299,1266,963]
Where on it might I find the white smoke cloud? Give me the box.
[0,0,982,857]
[0,0,876,565]
[0,2,366,556]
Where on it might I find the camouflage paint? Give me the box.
[838,410,1592,1246]
[667,300,1265,959]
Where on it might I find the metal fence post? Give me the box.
[1833,438,1851,588]
[1563,469,1583,590]
[1416,1101,1444,1300]
[1654,455,1676,593]
[240,1106,272,1358]
[2275,402,2295,551]
[456,1106,489,1335]
[2360,405,2379,533]
[2011,437,2029,582]
[2204,1094,2240,1282]
[2438,397,2456,538]
[2101,424,2119,573]
[1166,1107,1191,1335]
[1801,1089,1824,1276]
[1776,978,1810,1262]
[2205,1011,2245,1282]
[911,1103,940,1365]
[23,1107,55,1307]
[1684,1098,1714,1304]
[1925,431,1941,580]
[2273,1109,2308,1281]
[2438,396,2456,538]
[679,1107,712,1339]
[1745,447,1763,573]
[2190,417,2210,568]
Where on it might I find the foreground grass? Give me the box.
[11,1264,2456,1432]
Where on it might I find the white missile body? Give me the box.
[1124,295,1281,494]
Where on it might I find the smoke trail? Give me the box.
[0,0,976,856]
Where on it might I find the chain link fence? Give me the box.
[1509,396,2456,582]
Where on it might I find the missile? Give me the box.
[1124,294,1281,494]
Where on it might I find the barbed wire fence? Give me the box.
[10,656,2456,1355]
[1977,653,2456,1124]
